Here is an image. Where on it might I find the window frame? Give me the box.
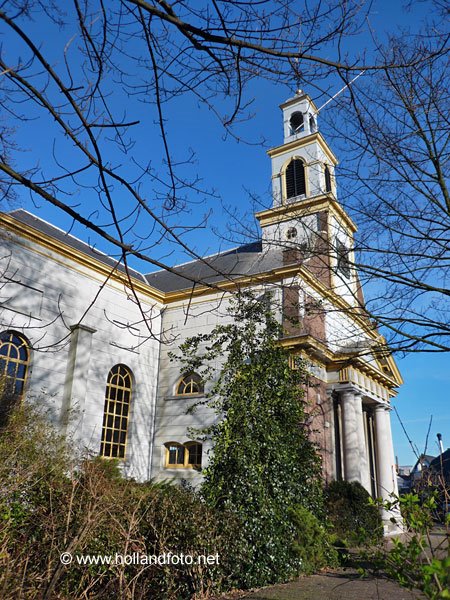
[324,164,332,193]
[175,372,204,396]
[0,330,30,400]
[99,364,133,460]
[284,158,307,202]
[336,239,351,279]
[164,441,203,469]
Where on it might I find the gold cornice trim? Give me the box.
[267,132,338,165]
[0,213,165,303]
[255,194,357,234]
[163,259,378,349]
[352,356,401,387]
[162,264,303,302]
[374,348,404,386]
[279,334,399,390]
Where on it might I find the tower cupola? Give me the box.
[267,90,337,209]
[282,89,318,143]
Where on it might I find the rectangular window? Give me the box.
[336,239,351,279]
[168,444,185,465]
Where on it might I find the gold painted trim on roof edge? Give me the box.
[267,132,338,165]
[163,260,381,349]
[162,263,405,388]
[0,213,165,303]
[279,334,400,390]
[255,194,357,235]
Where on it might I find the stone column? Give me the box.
[340,390,361,483]
[374,404,402,533]
[61,324,96,439]
[354,394,371,493]
[384,406,400,498]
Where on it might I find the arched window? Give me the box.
[0,331,29,399]
[164,441,203,469]
[165,442,185,466]
[309,114,316,133]
[285,159,306,200]
[289,111,304,135]
[100,364,132,459]
[186,442,203,468]
[324,164,332,193]
[176,372,204,396]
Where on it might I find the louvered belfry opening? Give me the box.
[286,159,306,200]
[325,164,332,192]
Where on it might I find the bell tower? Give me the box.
[255,90,359,305]
[269,89,337,207]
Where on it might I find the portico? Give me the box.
[331,369,403,534]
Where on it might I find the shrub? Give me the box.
[371,494,450,599]
[0,404,250,599]
[289,505,339,574]
[325,480,383,545]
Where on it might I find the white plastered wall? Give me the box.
[0,230,162,481]
[328,214,358,306]
[261,213,320,253]
[152,284,284,485]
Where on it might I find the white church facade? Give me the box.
[0,92,403,532]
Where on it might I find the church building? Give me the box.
[0,91,403,533]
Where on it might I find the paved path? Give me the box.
[217,569,425,600]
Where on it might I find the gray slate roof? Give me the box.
[144,242,283,293]
[6,209,147,283]
[6,210,285,293]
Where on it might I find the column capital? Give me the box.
[70,323,97,334]
[340,387,363,402]
[374,402,391,413]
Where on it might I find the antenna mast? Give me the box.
[317,71,366,112]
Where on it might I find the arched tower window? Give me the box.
[176,372,204,396]
[289,111,304,135]
[285,159,306,200]
[100,364,132,459]
[309,114,316,133]
[0,331,29,399]
[324,164,332,193]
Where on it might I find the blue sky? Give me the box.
[3,0,448,465]
[392,353,450,466]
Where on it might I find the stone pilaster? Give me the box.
[61,324,96,440]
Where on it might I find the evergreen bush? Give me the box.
[289,505,339,574]
[174,292,327,586]
[324,479,383,544]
